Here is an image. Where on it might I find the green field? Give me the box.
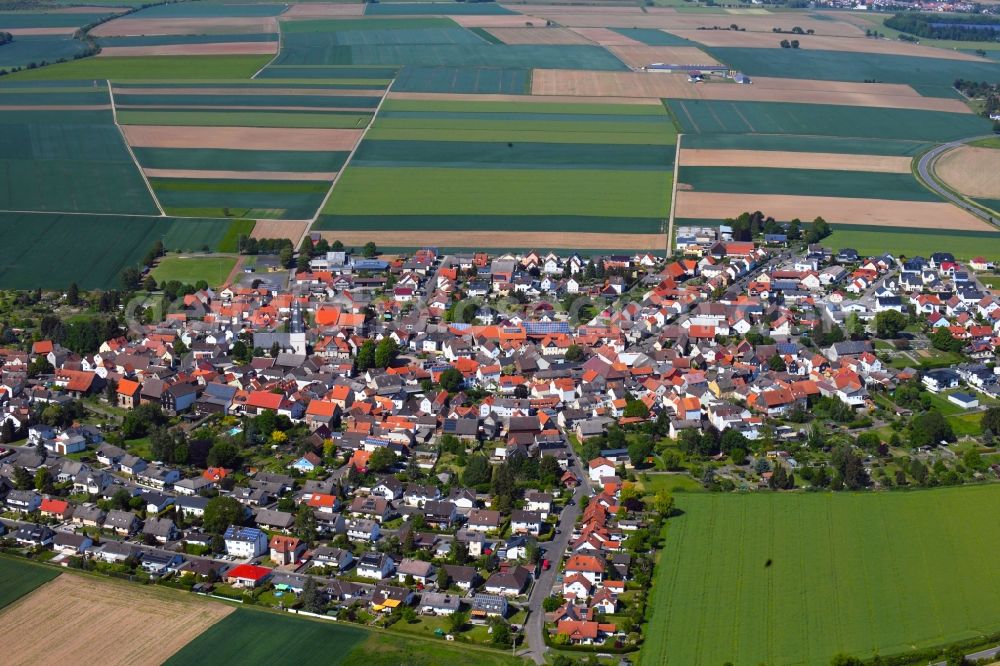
[133,148,350,173]
[165,609,367,666]
[151,256,237,287]
[96,33,279,48]
[315,214,665,233]
[323,166,671,217]
[0,558,60,610]
[150,178,329,220]
[827,225,1000,259]
[681,133,929,156]
[392,65,529,94]
[364,2,514,15]
[703,47,1000,96]
[116,110,371,129]
[669,99,990,141]
[5,56,273,81]
[644,487,1000,666]
[0,213,246,289]
[680,166,938,200]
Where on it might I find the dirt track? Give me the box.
[98,42,278,57]
[0,575,232,666]
[670,28,985,61]
[314,230,668,250]
[679,149,913,173]
[530,70,971,112]
[4,27,77,35]
[487,27,591,45]
[676,191,995,230]
[936,146,1000,198]
[123,126,364,151]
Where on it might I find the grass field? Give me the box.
[133,147,350,173]
[644,487,1000,666]
[668,99,990,141]
[151,256,237,287]
[323,167,670,217]
[0,557,59,610]
[116,110,371,129]
[826,225,1000,259]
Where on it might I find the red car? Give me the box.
[541,559,551,571]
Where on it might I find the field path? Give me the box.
[107,80,165,217]
[667,133,681,254]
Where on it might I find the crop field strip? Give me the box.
[0,557,59,610]
[149,177,330,220]
[678,166,939,201]
[643,488,1000,665]
[680,133,930,156]
[317,96,675,237]
[678,149,913,173]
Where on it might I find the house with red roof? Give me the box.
[226,564,272,588]
[39,498,72,520]
[269,535,305,565]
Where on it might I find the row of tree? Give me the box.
[886,13,1000,42]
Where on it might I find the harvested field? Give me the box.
[4,27,76,36]
[113,86,384,98]
[90,17,278,37]
[531,70,971,112]
[679,149,912,173]
[143,168,336,181]
[676,192,994,230]
[0,574,232,666]
[671,28,984,61]
[507,10,863,35]
[451,15,548,28]
[252,219,310,240]
[281,3,365,18]
[388,91,661,104]
[486,27,592,45]
[936,146,1000,199]
[606,45,720,67]
[123,126,364,151]
[315,229,668,250]
[569,27,643,46]
[99,42,278,57]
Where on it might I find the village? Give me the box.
[1,226,1000,660]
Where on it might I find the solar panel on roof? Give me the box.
[524,322,571,335]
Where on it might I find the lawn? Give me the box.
[340,629,522,666]
[0,557,59,610]
[322,166,671,218]
[4,56,273,81]
[637,472,705,494]
[151,256,237,288]
[643,487,1000,665]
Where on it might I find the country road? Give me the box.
[915,135,999,227]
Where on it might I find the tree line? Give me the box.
[885,13,1000,42]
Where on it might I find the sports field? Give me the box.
[644,487,1000,666]
[0,557,59,610]
[151,256,238,287]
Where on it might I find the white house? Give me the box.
[224,526,268,559]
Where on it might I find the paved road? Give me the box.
[915,135,999,228]
[522,454,589,664]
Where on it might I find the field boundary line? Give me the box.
[107,80,165,217]
[299,78,395,249]
[252,21,283,79]
[667,133,681,255]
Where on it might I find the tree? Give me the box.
[355,339,376,371]
[489,617,512,647]
[34,468,52,493]
[463,455,491,487]
[831,445,868,490]
[367,447,397,473]
[874,310,907,338]
[439,367,464,393]
[363,242,377,258]
[542,596,563,612]
[279,246,294,269]
[296,253,311,273]
[67,282,80,306]
[207,440,240,469]
[203,495,242,534]
[831,656,864,666]
[627,437,653,466]
[623,399,650,420]
[0,419,14,444]
[768,354,786,371]
[294,504,318,543]
[13,466,32,491]
[120,266,141,292]
[910,409,955,447]
[564,344,584,362]
[846,311,864,339]
[982,406,1000,435]
[930,327,964,353]
[448,611,468,634]
[374,337,398,369]
[231,339,252,365]
[653,489,674,517]
[300,576,323,613]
